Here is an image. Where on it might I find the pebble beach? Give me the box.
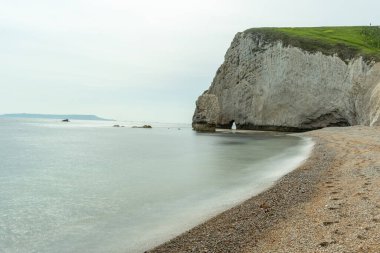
[147,126,380,253]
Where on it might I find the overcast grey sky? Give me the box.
[1,0,379,122]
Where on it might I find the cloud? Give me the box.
[1,0,379,121]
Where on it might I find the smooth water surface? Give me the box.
[0,119,312,253]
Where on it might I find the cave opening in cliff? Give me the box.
[230,120,237,130]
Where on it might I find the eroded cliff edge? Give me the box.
[192,27,380,132]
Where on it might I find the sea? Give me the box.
[0,118,313,253]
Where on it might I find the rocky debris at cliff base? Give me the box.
[192,123,217,132]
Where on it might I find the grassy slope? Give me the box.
[245,26,380,62]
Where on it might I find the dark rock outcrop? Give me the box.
[132,125,152,129]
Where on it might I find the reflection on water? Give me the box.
[0,118,312,253]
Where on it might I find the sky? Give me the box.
[1,0,379,123]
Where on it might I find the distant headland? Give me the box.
[0,113,114,121]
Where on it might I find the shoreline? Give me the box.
[147,126,380,252]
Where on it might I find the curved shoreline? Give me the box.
[147,126,380,252]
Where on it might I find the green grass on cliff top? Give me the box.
[245,26,380,61]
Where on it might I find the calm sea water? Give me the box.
[0,118,313,253]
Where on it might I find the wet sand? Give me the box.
[147,126,380,253]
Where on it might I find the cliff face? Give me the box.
[192,31,380,132]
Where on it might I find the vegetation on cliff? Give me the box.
[245,26,380,62]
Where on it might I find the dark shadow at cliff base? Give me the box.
[216,124,354,133]
[217,124,313,133]
[194,122,352,133]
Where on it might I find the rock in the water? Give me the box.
[132,125,152,129]
[192,30,380,131]
[62,119,70,122]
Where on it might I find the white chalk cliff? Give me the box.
[192,31,380,132]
